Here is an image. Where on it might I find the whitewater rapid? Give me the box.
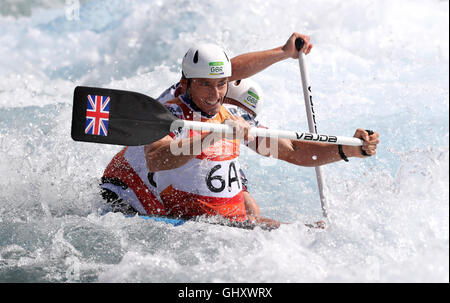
[0,0,448,282]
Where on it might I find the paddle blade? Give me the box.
[71,86,177,146]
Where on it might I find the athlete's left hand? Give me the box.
[282,32,313,58]
[224,116,254,142]
[346,129,380,158]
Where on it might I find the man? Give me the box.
[101,34,379,226]
[100,77,279,225]
[100,32,315,221]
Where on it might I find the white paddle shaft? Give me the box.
[172,120,363,146]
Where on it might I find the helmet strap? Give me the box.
[221,82,229,105]
[186,78,193,100]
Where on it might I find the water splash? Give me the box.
[0,0,448,282]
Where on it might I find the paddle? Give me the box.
[295,37,329,218]
[71,86,176,146]
[71,86,364,147]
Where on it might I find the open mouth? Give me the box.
[203,98,221,106]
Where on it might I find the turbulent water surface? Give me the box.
[0,0,448,282]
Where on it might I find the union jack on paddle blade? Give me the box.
[85,94,110,136]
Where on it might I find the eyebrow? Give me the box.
[201,80,227,86]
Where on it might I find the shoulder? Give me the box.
[223,104,239,116]
[162,97,184,119]
[156,82,181,103]
[161,97,190,138]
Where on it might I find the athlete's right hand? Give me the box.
[282,32,313,58]
[224,116,254,142]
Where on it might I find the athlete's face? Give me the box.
[188,78,228,115]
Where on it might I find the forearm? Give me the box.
[230,32,312,82]
[280,141,356,167]
[230,47,289,81]
[251,137,350,166]
[277,129,378,166]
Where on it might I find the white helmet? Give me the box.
[182,43,232,79]
[226,78,263,116]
